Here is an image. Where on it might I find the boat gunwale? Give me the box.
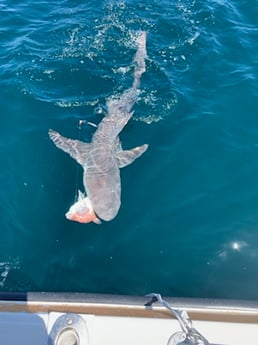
[0,292,258,323]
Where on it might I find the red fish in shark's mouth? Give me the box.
[65,191,101,224]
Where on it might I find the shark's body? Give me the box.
[49,31,148,221]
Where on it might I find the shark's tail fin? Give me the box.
[133,31,147,87]
[104,31,147,120]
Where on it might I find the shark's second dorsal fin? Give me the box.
[116,144,148,168]
[49,129,91,166]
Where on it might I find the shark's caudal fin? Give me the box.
[49,129,90,166]
[116,144,148,168]
[133,31,147,86]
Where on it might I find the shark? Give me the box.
[49,31,148,222]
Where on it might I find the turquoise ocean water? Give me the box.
[1,0,258,299]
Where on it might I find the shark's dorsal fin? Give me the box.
[49,129,90,166]
[116,144,148,168]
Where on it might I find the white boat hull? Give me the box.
[0,293,258,344]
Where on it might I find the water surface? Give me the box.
[1,0,258,299]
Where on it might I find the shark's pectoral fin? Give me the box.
[116,144,148,168]
[49,129,90,166]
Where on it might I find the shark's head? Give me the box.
[65,196,101,224]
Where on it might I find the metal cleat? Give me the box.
[145,293,210,345]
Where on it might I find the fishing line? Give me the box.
[56,0,85,203]
[73,120,98,202]
[56,1,105,203]
[73,121,83,202]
